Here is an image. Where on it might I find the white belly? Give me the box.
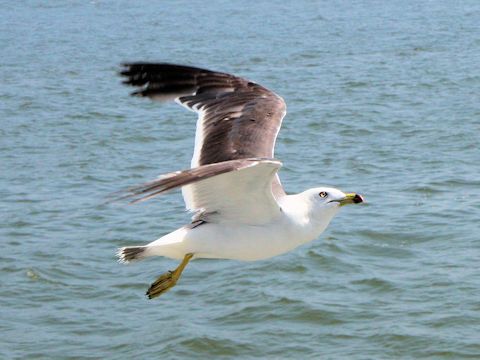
[186,223,306,261]
[148,217,320,261]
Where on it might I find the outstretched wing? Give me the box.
[116,158,282,225]
[120,63,287,199]
[120,63,286,166]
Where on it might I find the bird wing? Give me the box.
[120,63,287,203]
[117,158,282,225]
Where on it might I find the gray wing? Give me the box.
[120,63,287,197]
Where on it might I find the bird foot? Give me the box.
[146,253,193,299]
[146,271,178,299]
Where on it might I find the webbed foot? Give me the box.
[146,253,193,299]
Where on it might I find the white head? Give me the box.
[298,186,364,235]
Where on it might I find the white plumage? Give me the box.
[115,63,363,298]
[143,186,350,261]
[181,160,281,224]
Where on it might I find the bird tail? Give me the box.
[117,246,149,263]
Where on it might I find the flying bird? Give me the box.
[116,63,364,299]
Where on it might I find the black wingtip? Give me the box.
[131,89,145,97]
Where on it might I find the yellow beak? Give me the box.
[338,193,364,206]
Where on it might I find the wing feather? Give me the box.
[120,63,287,199]
[116,158,282,224]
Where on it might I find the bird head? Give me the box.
[304,187,364,226]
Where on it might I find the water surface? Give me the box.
[1,1,480,358]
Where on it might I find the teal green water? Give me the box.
[1,1,480,358]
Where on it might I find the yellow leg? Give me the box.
[146,253,194,299]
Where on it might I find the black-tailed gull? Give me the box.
[115,63,364,299]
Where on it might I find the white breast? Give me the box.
[181,207,318,261]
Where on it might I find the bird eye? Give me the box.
[319,191,328,198]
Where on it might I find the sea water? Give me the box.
[1,1,479,358]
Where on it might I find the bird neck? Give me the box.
[280,192,340,243]
[278,194,326,244]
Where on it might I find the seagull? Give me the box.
[116,63,364,299]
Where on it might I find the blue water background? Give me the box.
[1,1,479,358]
